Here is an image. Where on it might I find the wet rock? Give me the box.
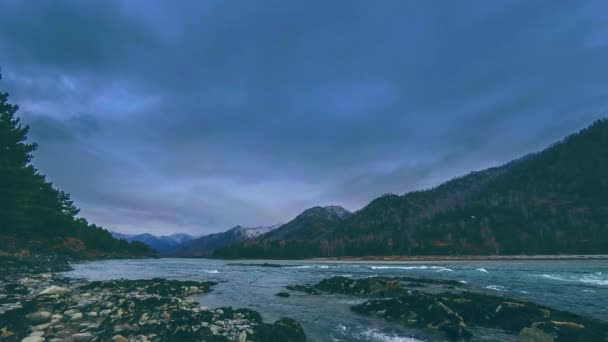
[285,284,321,295]
[287,276,461,298]
[25,311,51,323]
[111,334,128,342]
[276,292,290,298]
[255,317,306,342]
[519,325,554,342]
[38,285,70,296]
[72,332,93,341]
[70,312,83,321]
[350,290,608,341]
[20,336,44,342]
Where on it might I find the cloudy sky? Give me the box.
[1,1,607,235]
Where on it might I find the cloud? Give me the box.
[0,0,607,234]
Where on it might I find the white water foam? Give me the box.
[369,265,453,272]
[358,329,425,342]
[484,285,507,292]
[289,265,330,269]
[338,299,367,305]
[476,268,489,273]
[538,274,608,286]
[203,270,219,274]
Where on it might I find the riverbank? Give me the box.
[0,255,306,342]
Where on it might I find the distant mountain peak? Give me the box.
[167,223,282,257]
[298,205,351,220]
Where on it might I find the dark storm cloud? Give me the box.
[1,0,607,234]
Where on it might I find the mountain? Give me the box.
[110,232,197,253]
[262,206,351,241]
[168,224,281,257]
[0,77,154,259]
[215,119,608,259]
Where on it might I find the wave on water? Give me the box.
[484,285,507,292]
[369,265,453,272]
[338,299,367,305]
[476,268,489,273]
[358,329,425,342]
[203,270,219,274]
[333,325,424,342]
[288,265,330,269]
[537,273,608,286]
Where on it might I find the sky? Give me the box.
[1,1,607,235]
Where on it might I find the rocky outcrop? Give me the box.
[0,276,306,341]
[288,276,608,341]
[286,275,462,297]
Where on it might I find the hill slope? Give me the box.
[215,119,608,258]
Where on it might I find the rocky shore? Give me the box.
[286,276,608,341]
[0,255,305,342]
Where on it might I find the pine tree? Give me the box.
[0,68,154,256]
[0,70,39,234]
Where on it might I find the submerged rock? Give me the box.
[275,292,290,298]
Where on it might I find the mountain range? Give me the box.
[213,119,608,258]
[110,232,197,253]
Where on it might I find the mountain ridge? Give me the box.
[110,232,197,253]
[214,119,608,258]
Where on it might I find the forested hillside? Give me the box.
[0,72,154,258]
[215,119,608,258]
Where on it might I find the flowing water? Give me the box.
[66,258,608,341]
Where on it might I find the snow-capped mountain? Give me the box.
[238,224,283,239]
[167,224,281,257]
